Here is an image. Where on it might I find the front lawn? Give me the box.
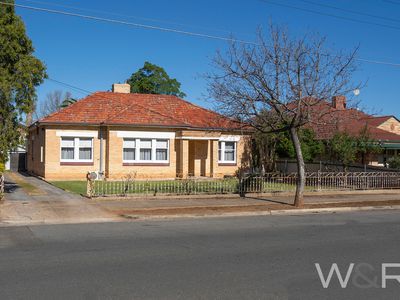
[50,181,87,195]
[50,178,331,197]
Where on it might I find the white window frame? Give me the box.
[218,141,237,163]
[123,138,169,164]
[60,137,94,163]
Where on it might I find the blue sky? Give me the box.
[15,0,400,116]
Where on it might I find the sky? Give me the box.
[13,0,400,116]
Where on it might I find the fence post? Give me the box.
[86,172,94,198]
[0,173,4,202]
[317,170,321,191]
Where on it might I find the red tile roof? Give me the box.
[39,92,245,131]
[305,101,400,142]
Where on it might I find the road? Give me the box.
[1,211,400,299]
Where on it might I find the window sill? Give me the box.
[60,162,94,166]
[218,162,237,166]
[123,162,170,166]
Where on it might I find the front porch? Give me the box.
[175,131,241,178]
[177,138,218,178]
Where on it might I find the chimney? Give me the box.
[112,83,130,94]
[332,95,346,110]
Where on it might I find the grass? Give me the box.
[50,181,87,195]
[49,178,339,197]
[50,179,240,196]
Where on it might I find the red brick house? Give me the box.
[306,95,400,166]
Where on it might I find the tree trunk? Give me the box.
[290,127,305,207]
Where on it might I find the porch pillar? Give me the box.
[178,139,189,178]
[210,140,219,178]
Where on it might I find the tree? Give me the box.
[327,127,382,169]
[0,0,46,164]
[275,129,325,162]
[207,25,358,207]
[127,62,186,97]
[388,156,400,169]
[60,96,77,108]
[356,125,382,165]
[329,132,358,169]
[35,90,73,120]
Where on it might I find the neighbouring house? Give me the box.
[27,84,252,180]
[306,95,400,166]
[5,145,27,171]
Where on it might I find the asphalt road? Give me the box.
[1,211,400,299]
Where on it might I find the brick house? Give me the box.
[27,84,252,180]
[306,95,400,166]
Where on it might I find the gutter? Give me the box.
[36,122,254,133]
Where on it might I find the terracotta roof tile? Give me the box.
[39,92,244,130]
[305,102,400,142]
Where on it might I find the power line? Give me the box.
[357,58,400,67]
[18,0,236,36]
[1,1,257,45]
[47,78,93,95]
[2,1,400,68]
[300,0,400,24]
[260,0,400,31]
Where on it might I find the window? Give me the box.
[123,138,169,163]
[156,140,168,161]
[218,141,236,163]
[123,139,136,161]
[60,137,93,162]
[79,138,92,160]
[61,137,75,160]
[140,139,152,161]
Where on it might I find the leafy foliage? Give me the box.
[126,61,186,97]
[0,0,46,163]
[327,127,382,168]
[388,156,400,169]
[329,132,358,167]
[275,129,325,162]
[60,96,77,108]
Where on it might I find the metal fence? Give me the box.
[240,172,400,193]
[90,177,239,197]
[87,172,400,197]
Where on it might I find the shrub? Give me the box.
[388,156,400,169]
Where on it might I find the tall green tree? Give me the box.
[328,132,358,169]
[0,0,47,164]
[126,62,186,97]
[275,129,325,162]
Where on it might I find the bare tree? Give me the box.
[207,25,359,207]
[34,90,73,120]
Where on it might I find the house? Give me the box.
[306,95,400,166]
[27,84,252,180]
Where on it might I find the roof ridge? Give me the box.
[167,95,240,124]
[104,94,189,126]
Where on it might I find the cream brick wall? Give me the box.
[31,125,252,180]
[213,136,252,178]
[106,129,178,180]
[44,126,101,180]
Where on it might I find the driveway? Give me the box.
[1,172,118,226]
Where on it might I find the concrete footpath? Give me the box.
[2,171,400,225]
[89,191,400,219]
